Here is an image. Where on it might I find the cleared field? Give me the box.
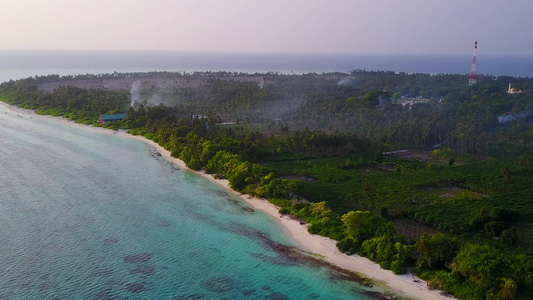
[347,165,395,175]
[392,218,440,243]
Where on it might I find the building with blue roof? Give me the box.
[98,114,127,124]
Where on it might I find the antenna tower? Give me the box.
[469,41,478,85]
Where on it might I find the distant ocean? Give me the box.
[1,50,533,83]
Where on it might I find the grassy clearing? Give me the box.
[392,218,440,243]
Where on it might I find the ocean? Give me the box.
[1,50,533,83]
[0,105,381,299]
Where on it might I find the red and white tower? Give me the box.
[469,41,478,85]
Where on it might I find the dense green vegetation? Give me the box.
[0,79,129,125]
[2,70,533,299]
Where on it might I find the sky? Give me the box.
[1,0,532,55]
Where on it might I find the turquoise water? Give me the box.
[0,106,379,299]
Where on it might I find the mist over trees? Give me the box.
[115,70,533,157]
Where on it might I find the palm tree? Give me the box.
[518,155,525,171]
[500,278,517,300]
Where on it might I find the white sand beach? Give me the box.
[1,102,454,300]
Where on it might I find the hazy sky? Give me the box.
[2,0,532,55]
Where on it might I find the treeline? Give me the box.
[154,70,533,157]
[10,70,533,158]
[28,70,258,84]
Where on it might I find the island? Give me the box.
[2,70,532,300]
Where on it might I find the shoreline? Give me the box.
[0,102,453,300]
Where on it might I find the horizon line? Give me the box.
[0,49,531,57]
